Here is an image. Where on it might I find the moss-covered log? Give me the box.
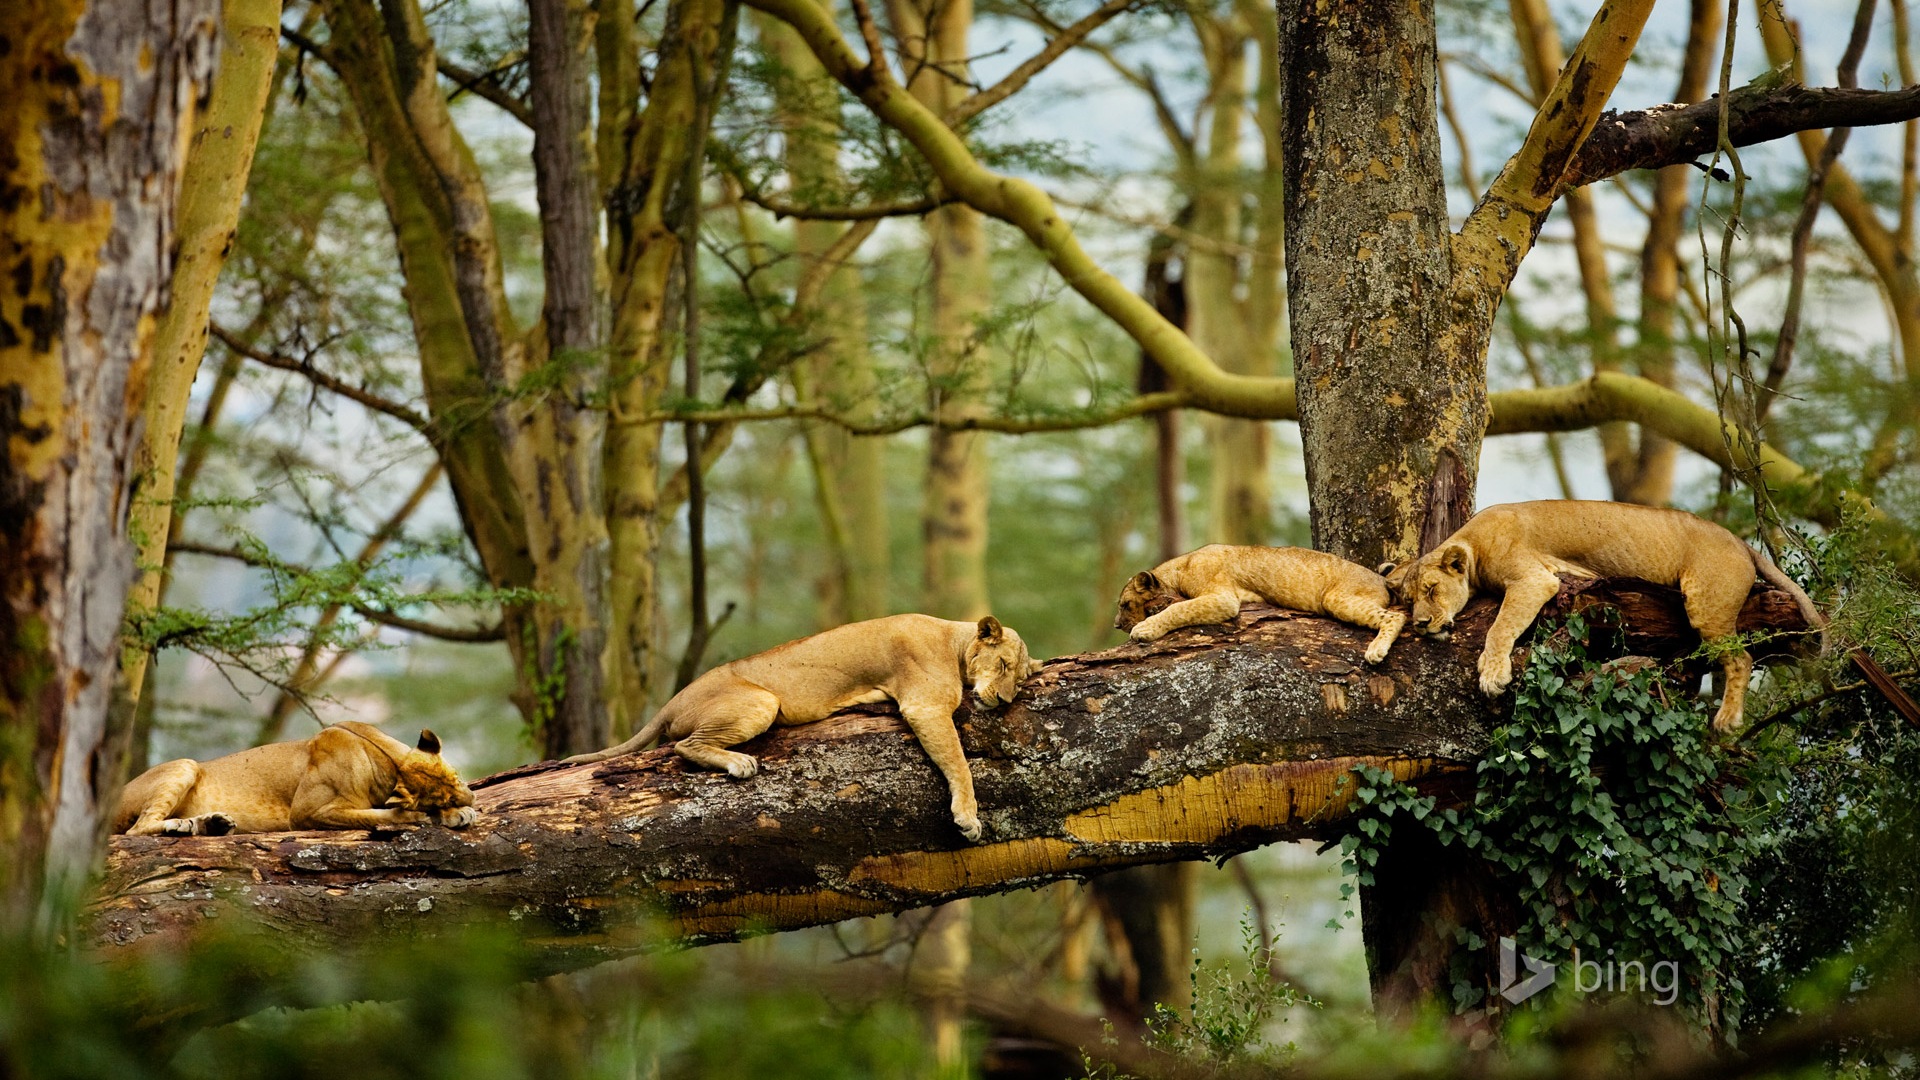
[87,578,1812,977]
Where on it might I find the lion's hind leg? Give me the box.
[671,680,782,779]
[1323,588,1406,665]
[120,759,207,836]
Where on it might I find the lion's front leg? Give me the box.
[302,804,435,830]
[1478,574,1562,696]
[1130,593,1240,643]
[898,694,982,843]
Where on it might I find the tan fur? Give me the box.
[1382,500,1825,732]
[113,722,476,836]
[565,614,1041,843]
[1114,545,1407,664]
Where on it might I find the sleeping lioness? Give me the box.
[1114,544,1407,664]
[114,722,476,836]
[1382,500,1825,731]
[566,614,1039,843]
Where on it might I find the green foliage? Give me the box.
[0,929,943,1080]
[1339,614,1755,1026]
[1731,523,1920,1029]
[1083,917,1316,1079]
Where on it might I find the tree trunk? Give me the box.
[86,579,1814,1019]
[526,0,614,756]
[603,0,733,741]
[0,0,219,928]
[759,8,891,627]
[1276,0,1657,1017]
[122,0,286,702]
[1279,0,1475,568]
[1190,9,1272,546]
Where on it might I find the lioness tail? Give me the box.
[562,710,672,766]
[1749,545,1828,651]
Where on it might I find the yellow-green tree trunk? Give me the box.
[0,0,218,928]
[122,0,287,701]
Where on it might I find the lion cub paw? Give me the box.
[1363,641,1391,665]
[1129,624,1166,644]
[438,806,477,828]
[953,813,983,843]
[724,756,760,780]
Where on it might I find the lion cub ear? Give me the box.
[976,616,1004,642]
[1130,570,1160,592]
[1376,561,1397,577]
[1438,543,1471,576]
[416,729,443,755]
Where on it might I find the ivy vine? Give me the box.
[1339,614,1758,1027]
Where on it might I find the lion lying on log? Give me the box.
[1382,500,1825,731]
[566,614,1040,842]
[114,722,476,835]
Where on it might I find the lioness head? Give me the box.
[1112,570,1179,633]
[1384,543,1474,639]
[391,729,476,813]
[965,616,1040,707]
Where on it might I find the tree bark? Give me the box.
[1276,0,1656,1017]
[1278,0,1470,567]
[122,0,286,702]
[0,0,219,928]
[88,579,1813,992]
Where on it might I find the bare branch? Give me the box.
[946,0,1139,126]
[631,392,1189,435]
[1763,0,1877,419]
[438,54,534,126]
[736,188,952,220]
[1562,83,1920,190]
[212,323,431,433]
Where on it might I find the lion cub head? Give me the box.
[1112,571,1179,633]
[390,730,476,813]
[965,617,1040,707]
[1381,543,1474,639]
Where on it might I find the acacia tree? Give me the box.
[0,0,219,926]
[64,0,1920,1033]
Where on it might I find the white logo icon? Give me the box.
[1498,936,1556,1004]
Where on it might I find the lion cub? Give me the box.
[1114,544,1407,664]
[114,722,477,836]
[566,614,1040,843]
[1382,500,1825,731]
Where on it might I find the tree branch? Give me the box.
[167,540,507,643]
[1562,83,1920,190]
[945,0,1139,127]
[437,55,533,127]
[735,188,952,220]
[211,322,431,433]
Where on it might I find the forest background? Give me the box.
[5,0,1920,1073]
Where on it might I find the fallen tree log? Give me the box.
[87,577,1814,983]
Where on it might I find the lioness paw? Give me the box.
[954,813,983,843]
[725,756,759,779]
[1478,657,1513,696]
[438,806,477,828]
